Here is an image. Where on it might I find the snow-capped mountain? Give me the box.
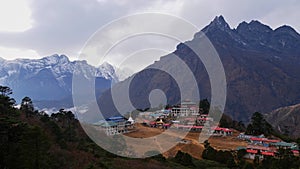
[0,54,117,109]
[97,61,118,81]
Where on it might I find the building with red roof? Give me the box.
[211,126,233,136]
[238,134,299,160]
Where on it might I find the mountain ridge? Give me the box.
[266,103,300,138]
[0,54,118,110]
[98,15,300,122]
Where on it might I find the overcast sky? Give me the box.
[0,0,299,72]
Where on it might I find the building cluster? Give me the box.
[237,133,299,159]
[92,100,233,136]
[139,100,233,136]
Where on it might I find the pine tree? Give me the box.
[20,97,34,117]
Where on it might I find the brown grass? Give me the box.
[125,124,247,160]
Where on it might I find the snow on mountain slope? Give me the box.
[0,54,118,108]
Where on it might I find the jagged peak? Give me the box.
[99,61,113,68]
[42,54,70,65]
[43,54,69,60]
[98,62,116,73]
[274,25,300,37]
[237,20,272,33]
[202,15,231,33]
[213,15,227,25]
[212,15,231,28]
[249,20,272,31]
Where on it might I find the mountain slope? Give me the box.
[99,16,300,122]
[0,54,117,109]
[266,103,300,138]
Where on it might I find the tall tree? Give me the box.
[0,86,16,113]
[199,99,210,114]
[0,86,12,96]
[21,97,34,117]
[246,112,273,136]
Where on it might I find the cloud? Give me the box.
[0,0,141,59]
[0,0,33,32]
[177,0,300,31]
[0,46,39,59]
[0,0,299,64]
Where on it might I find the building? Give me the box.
[173,124,203,132]
[270,141,299,150]
[237,133,256,141]
[211,127,233,136]
[93,116,135,136]
[244,144,277,159]
[196,115,213,126]
[171,100,199,117]
[237,134,299,160]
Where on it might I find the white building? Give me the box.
[171,100,200,117]
[93,116,135,136]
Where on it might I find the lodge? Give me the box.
[93,116,135,136]
[171,100,200,117]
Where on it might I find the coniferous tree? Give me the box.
[20,96,34,117]
[0,86,16,114]
[246,112,273,136]
[199,99,210,114]
[0,86,12,96]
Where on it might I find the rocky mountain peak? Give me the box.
[274,25,300,38]
[236,20,272,34]
[99,62,114,70]
[99,15,300,122]
[42,54,70,65]
[212,15,228,26]
[202,15,231,33]
[97,62,117,81]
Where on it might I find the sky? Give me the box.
[0,0,299,75]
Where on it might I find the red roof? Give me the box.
[181,126,192,128]
[292,150,299,156]
[197,118,209,121]
[247,145,277,151]
[150,121,156,125]
[175,124,191,128]
[247,149,258,154]
[250,137,267,141]
[143,120,150,123]
[212,127,233,132]
[175,124,204,129]
[264,139,280,143]
[261,152,275,156]
[250,137,280,143]
[191,126,203,129]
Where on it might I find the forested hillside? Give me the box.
[1,86,300,169]
[0,86,227,169]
